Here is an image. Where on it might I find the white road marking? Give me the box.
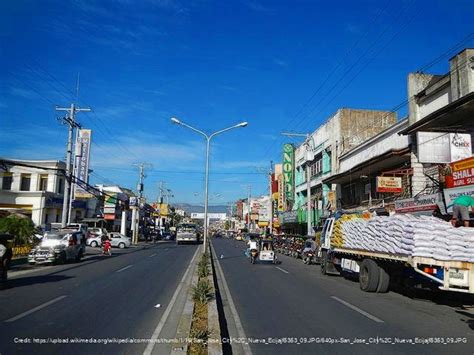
[211,242,253,355]
[148,253,157,258]
[5,296,67,322]
[155,304,161,308]
[143,247,200,355]
[276,266,290,274]
[331,296,384,323]
[116,265,133,273]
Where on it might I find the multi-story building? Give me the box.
[292,108,397,230]
[0,159,66,227]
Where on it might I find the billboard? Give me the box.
[417,132,471,164]
[74,129,93,199]
[190,213,227,220]
[376,176,402,193]
[283,144,294,202]
[445,156,474,188]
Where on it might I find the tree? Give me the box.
[0,215,36,245]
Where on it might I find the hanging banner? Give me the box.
[283,143,294,202]
[74,129,93,199]
[376,176,402,193]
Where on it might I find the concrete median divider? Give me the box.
[172,244,222,355]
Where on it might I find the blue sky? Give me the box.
[1,0,473,204]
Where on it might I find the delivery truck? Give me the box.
[319,214,474,294]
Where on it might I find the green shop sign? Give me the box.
[283,143,294,201]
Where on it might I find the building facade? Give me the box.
[0,159,66,227]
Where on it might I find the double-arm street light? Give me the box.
[171,117,248,251]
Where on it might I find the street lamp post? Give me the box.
[171,117,248,252]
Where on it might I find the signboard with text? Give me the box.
[445,156,474,188]
[283,144,295,202]
[417,132,471,164]
[443,185,474,213]
[74,129,93,199]
[395,193,440,213]
[376,176,402,193]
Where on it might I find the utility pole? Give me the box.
[247,185,252,232]
[132,163,151,244]
[56,103,91,227]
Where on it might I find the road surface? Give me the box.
[212,238,474,355]
[0,242,198,354]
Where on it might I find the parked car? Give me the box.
[89,227,107,238]
[86,235,102,248]
[86,228,107,247]
[0,234,13,286]
[28,231,85,265]
[108,233,131,248]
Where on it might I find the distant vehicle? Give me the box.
[108,233,131,248]
[62,223,89,239]
[176,223,200,245]
[162,231,174,241]
[29,231,85,265]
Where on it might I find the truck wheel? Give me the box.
[321,250,328,275]
[376,266,390,293]
[359,259,380,292]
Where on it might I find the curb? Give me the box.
[207,245,223,355]
[170,259,199,355]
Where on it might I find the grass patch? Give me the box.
[188,252,213,354]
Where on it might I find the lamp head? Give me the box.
[237,121,248,127]
[171,117,181,125]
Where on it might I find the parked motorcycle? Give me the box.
[303,250,315,265]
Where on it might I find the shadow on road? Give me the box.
[455,310,474,330]
[2,274,74,289]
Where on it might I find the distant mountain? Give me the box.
[172,203,228,214]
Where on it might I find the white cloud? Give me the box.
[213,160,269,169]
[9,87,38,99]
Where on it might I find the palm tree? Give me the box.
[0,215,36,245]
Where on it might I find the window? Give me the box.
[39,174,48,191]
[2,173,12,190]
[57,178,64,194]
[20,174,31,191]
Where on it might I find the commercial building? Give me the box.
[292,108,397,232]
[0,158,66,227]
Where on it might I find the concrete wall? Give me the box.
[339,108,397,155]
[339,119,410,173]
[450,48,474,101]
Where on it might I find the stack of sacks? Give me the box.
[336,214,474,262]
[331,214,365,248]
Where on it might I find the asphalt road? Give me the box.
[212,238,474,355]
[0,241,199,355]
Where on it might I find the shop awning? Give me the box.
[323,147,411,185]
[400,92,474,135]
